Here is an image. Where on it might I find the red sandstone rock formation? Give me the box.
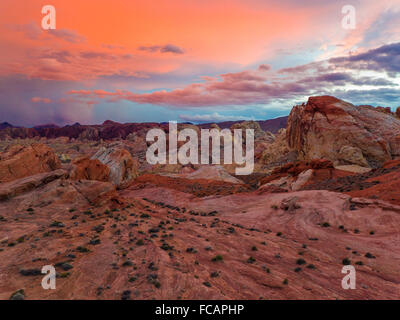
[396,106,400,118]
[131,173,250,197]
[389,134,400,158]
[258,159,353,191]
[346,159,400,205]
[69,157,110,182]
[286,96,400,168]
[92,146,138,187]
[0,169,66,201]
[0,144,61,183]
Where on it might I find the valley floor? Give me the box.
[1,180,399,299]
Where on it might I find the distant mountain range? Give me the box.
[0,122,17,130]
[33,124,60,129]
[198,116,288,133]
[0,116,288,140]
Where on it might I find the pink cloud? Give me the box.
[258,64,271,72]
[66,41,400,108]
[47,29,86,43]
[10,22,86,43]
[67,68,300,107]
[31,97,51,104]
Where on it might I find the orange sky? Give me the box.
[1,0,397,79]
[0,0,337,76]
[0,0,399,126]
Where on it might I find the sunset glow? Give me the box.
[0,0,399,126]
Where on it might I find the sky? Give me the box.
[0,0,399,127]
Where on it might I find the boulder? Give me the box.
[286,96,400,168]
[91,147,138,187]
[280,196,300,211]
[69,157,110,182]
[291,169,313,191]
[0,144,61,183]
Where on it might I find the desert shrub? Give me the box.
[365,252,375,259]
[211,255,223,262]
[247,256,256,264]
[76,246,90,253]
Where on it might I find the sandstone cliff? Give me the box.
[286,96,400,168]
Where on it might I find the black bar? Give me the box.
[0,300,397,318]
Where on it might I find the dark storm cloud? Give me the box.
[329,42,400,75]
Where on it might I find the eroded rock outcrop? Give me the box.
[231,120,275,142]
[338,146,369,167]
[0,169,66,201]
[0,144,61,183]
[91,146,138,187]
[389,134,400,158]
[78,127,99,141]
[258,159,353,191]
[69,157,110,182]
[286,96,400,167]
[260,128,296,166]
